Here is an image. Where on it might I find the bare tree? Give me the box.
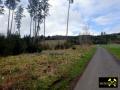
[66,0,73,37]
[5,0,20,36]
[82,24,90,44]
[41,0,49,41]
[28,0,49,40]
[27,0,34,37]
[15,5,24,36]
[27,0,39,38]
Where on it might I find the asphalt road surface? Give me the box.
[74,47,120,90]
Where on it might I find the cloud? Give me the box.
[94,12,120,26]
[0,0,120,36]
[102,25,120,34]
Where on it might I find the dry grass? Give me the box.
[40,40,66,49]
[0,45,95,89]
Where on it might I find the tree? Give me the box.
[66,0,74,37]
[28,0,49,39]
[35,1,43,38]
[15,5,24,36]
[27,0,39,38]
[0,0,4,14]
[41,0,49,41]
[27,0,34,37]
[5,0,20,36]
[10,0,20,35]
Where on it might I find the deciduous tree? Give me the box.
[41,0,49,41]
[5,0,20,36]
[15,5,24,36]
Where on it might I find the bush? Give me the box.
[0,34,42,56]
[72,46,76,50]
[27,43,38,53]
[0,35,6,55]
[63,41,72,49]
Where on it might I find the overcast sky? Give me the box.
[0,0,120,36]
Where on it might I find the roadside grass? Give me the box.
[0,45,96,90]
[103,44,120,59]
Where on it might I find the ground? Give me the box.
[0,45,96,90]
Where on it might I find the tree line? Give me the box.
[0,0,50,56]
[0,0,49,38]
[0,0,76,56]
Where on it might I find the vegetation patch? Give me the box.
[104,44,120,59]
[0,45,96,90]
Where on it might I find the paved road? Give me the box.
[74,47,120,90]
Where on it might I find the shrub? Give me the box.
[72,46,76,50]
[63,41,72,49]
[0,34,42,56]
[0,35,6,56]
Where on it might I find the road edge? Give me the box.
[70,48,98,90]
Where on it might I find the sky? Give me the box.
[0,0,120,36]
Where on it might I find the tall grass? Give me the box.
[0,45,96,90]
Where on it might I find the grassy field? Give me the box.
[40,40,66,49]
[104,44,120,59]
[0,45,96,90]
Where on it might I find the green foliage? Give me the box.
[5,34,23,55]
[92,33,120,44]
[0,34,42,56]
[104,44,120,59]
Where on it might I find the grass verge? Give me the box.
[103,44,120,59]
[0,46,96,90]
[50,46,96,90]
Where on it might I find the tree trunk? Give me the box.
[10,10,14,35]
[34,19,37,37]
[36,20,40,37]
[30,17,32,37]
[7,9,11,36]
[33,20,35,36]
[43,12,46,46]
[18,28,20,36]
[66,0,71,37]
[34,19,40,43]
[13,20,16,33]
[44,13,46,45]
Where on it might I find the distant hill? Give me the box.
[44,33,120,44]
